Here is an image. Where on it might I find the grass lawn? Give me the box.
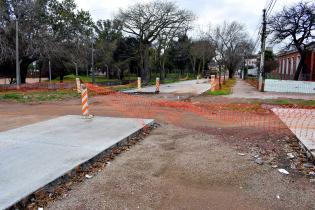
[205,79,236,96]
[0,90,79,103]
[257,99,315,107]
[53,74,119,83]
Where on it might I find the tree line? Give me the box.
[0,0,256,84]
[4,0,292,84]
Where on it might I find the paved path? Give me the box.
[272,108,315,158]
[227,79,315,100]
[124,79,210,95]
[0,115,153,209]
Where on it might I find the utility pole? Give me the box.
[91,41,95,84]
[15,19,21,89]
[243,50,246,80]
[259,9,267,92]
[48,60,52,83]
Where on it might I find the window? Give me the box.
[282,59,285,74]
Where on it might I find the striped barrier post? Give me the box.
[81,84,91,118]
[137,77,142,92]
[155,77,160,93]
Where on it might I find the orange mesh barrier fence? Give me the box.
[83,83,315,140]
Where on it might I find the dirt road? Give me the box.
[44,124,314,210]
[1,94,315,209]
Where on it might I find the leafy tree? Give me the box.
[116,0,194,84]
[0,0,93,83]
[94,19,123,78]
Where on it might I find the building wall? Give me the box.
[273,50,315,81]
[265,79,315,93]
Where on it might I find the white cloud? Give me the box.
[74,0,298,50]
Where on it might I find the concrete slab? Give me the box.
[0,115,154,209]
[272,108,315,158]
[124,80,210,95]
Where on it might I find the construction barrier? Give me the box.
[0,82,76,91]
[76,78,81,93]
[210,75,216,91]
[81,85,89,117]
[137,77,142,92]
[156,77,160,93]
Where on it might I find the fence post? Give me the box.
[76,78,81,93]
[155,77,160,93]
[81,84,92,119]
[137,77,142,92]
[210,75,216,92]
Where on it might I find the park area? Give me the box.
[1,0,315,209]
[0,76,315,210]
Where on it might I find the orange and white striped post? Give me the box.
[81,84,89,117]
[155,77,160,93]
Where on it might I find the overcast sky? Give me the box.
[75,0,298,50]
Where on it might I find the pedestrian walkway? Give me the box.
[0,115,154,209]
[272,108,315,158]
[227,79,315,100]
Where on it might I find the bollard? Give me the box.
[81,84,92,118]
[76,78,81,93]
[155,77,160,93]
[210,75,216,91]
[196,75,200,84]
[137,77,142,92]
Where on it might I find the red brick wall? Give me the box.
[273,50,315,81]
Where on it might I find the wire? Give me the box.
[266,0,277,17]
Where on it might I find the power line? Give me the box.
[265,0,274,13]
[266,0,277,17]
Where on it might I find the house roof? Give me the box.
[276,41,315,57]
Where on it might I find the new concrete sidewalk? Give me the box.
[227,79,315,100]
[124,79,210,95]
[0,115,154,209]
[272,108,315,158]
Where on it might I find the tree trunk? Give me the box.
[141,44,150,84]
[228,69,233,78]
[219,65,222,89]
[20,59,35,84]
[294,52,308,81]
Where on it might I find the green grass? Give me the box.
[55,73,195,86]
[257,99,315,107]
[53,74,119,83]
[205,79,236,96]
[0,90,79,103]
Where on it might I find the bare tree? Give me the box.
[269,1,315,80]
[116,0,194,84]
[209,21,253,78]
